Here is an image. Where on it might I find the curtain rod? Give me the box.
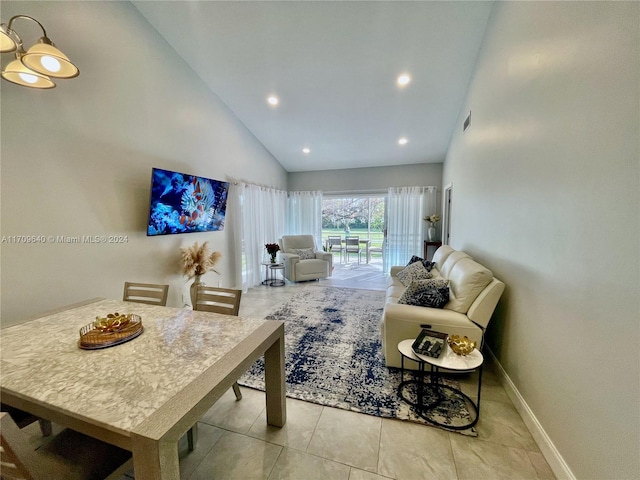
[324,186,438,196]
[323,189,387,196]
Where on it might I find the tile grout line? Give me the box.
[305,405,326,454]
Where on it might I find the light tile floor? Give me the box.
[113,262,556,479]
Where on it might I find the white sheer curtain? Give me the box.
[230,183,287,291]
[384,186,438,272]
[286,191,323,248]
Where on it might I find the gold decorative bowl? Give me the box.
[79,313,143,350]
[447,335,476,356]
[94,312,132,332]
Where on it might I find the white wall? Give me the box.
[443,2,639,479]
[0,1,287,324]
[288,163,443,193]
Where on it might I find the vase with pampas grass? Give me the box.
[180,241,222,307]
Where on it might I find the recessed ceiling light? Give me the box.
[302,148,311,154]
[398,137,408,145]
[397,74,411,86]
[267,95,279,106]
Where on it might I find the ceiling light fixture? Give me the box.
[302,148,310,154]
[397,73,411,87]
[398,137,408,145]
[0,15,79,89]
[267,95,279,106]
[0,23,17,53]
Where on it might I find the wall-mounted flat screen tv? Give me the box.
[147,168,229,236]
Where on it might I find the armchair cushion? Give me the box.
[293,247,316,260]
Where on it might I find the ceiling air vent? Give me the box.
[463,111,471,133]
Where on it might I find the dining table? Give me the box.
[0,298,286,480]
[325,238,372,263]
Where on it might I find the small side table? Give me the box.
[397,338,483,429]
[261,262,284,286]
[269,264,285,287]
[397,341,441,412]
[423,241,442,261]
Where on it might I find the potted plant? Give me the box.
[265,243,280,263]
[180,241,221,306]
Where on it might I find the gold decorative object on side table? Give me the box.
[79,313,143,349]
[447,335,476,356]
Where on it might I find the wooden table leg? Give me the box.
[131,434,180,480]
[264,327,286,427]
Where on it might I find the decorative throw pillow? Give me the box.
[397,261,432,286]
[292,248,315,260]
[398,278,450,308]
[407,255,436,272]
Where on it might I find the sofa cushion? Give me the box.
[407,255,436,272]
[440,251,471,278]
[431,245,455,271]
[444,258,493,314]
[293,247,315,260]
[397,261,432,286]
[398,278,450,308]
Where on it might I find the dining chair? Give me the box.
[369,240,384,262]
[327,235,344,263]
[345,236,362,264]
[0,412,132,480]
[188,285,243,451]
[122,282,169,306]
[1,405,52,438]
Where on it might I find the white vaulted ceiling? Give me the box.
[133,1,494,172]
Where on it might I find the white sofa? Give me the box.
[280,235,333,282]
[381,245,505,368]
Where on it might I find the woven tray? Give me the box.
[79,314,143,350]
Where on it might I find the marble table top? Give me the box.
[398,338,483,371]
[1,299,269,435]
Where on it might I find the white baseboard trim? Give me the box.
[485,348,576,480]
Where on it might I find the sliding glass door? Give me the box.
[321,195,385,265]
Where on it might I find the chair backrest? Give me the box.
[328,236,342,247]
[1,413,37,480]
[123,282,169,306]
[346,237,360,249]
[281,235,316,253]
[194,286,242,316]
[1,412,132,480]
[1,405,51,437]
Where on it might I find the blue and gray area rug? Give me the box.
[239,285,475,435]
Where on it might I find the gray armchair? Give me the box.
[280,235,333,282]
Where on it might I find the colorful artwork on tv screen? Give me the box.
[147,168,229,236]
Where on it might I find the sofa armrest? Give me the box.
[467,278,505,329]
[390,266,405,277]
